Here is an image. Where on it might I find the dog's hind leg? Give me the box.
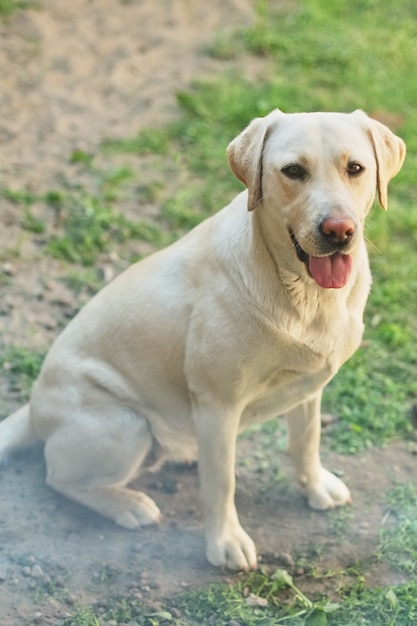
[43,406,161,528]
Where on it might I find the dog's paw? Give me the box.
[302,468,352,510]
[206,524,257,571]
[115,491,162,529]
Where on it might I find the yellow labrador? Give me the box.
[0,109,405,571]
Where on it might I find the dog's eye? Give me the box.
[347,161,364,177]
[281,164,308,180]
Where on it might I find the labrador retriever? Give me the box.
[0,109,405,571]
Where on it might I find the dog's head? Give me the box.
[227,109,406,289]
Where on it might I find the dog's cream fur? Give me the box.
[0,109,405,570]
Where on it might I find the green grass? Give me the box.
[0,0,37,16]
[379,482,417,577]
[63,572,417,626]
[3,174,169,266]
[2,0,417,623]
[44,188,165,265]
[0,346,45,399]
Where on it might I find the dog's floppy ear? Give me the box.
[355,110,406,210]
[227,109,284,211]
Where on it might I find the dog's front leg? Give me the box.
[192,400,257,571]
[286,392,352,509]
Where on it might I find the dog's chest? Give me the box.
[240,309,363,427]
[241,362,331,427]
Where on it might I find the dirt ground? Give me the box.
[0,2,415,625]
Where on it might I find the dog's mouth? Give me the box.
[290,232,353,289]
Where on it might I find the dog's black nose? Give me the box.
[320,216,356,244]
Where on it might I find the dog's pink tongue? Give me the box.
[309,253,352,289]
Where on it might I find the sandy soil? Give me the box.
[0,2,415,625]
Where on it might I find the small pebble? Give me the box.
[2,262,16,276]
[30,565,44,579]
[130,591,143,601]
[279,552,295,567]
[321,413,334,427]
[65,594,76,606]
[128,581,139,589]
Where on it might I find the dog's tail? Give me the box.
[0,404,39,462]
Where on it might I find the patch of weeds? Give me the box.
[109,602,173,625]
[62,608,100,626]
[137,180,165,204]
[0,346,45,400]
[61,268,105,296]
[385,482,417,515]
[100,165,134,202]
[172,568,339,625]
[378,481,417,576]
[31,575,69,605]
[73,596,175,626]
[70,149,95,167]
[21,207,46,234]
[161,188,207,231]
[93,561,121,584]
[45,190,166,265]
[328,581,417,626]
[102,127,170,156]
[3,189,38,205]
[0,272,12,287]
[0,0,38,17]
[207,31,245,60]
[322,348,415,453]
[172,574,417,625]
[3,188,46,234]
[61,567,417,626]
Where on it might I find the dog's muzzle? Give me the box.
[289,230,354,290]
